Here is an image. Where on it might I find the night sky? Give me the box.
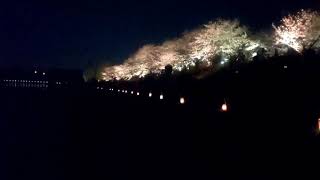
[0,0,319,69]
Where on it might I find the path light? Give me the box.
[221,101,228,112]
[160,94,164,100]
[149,92,152,97]
[180,97,185,104]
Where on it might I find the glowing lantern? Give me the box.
[221,103,228,112]
[180,97,185,104]
[149,92,152,97]
[160,94,164,100]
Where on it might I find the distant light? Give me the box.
[149,92,152,97]
[34,70,37,74]
[160,94,164,100]
[42,72,46,76]
[131,91,134,94]
[221,103,228,112]
[102,72,107,76]
[118,89,120,92]
[125,90,128,93]
[221,61,225,65]
[252,52,258,58]
[97,87,100,89]
[284,65,288,69]
[137,92,140,96]
[180,97,185,104]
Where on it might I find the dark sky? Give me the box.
[0,0,319,69]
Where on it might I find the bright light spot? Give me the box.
[34,70,37,74]
[43,72,46,76]
[221,61,225,65]
[245,43,260,51]
[118,89,120,92]
[102,72,107,76]
[180,97,185,104]
[137,92,140,96]
[221,103,228,112]
[131,91,134,94]
[252,52,258,57]
[160,94,164,100]
[149,92,152,97]
[284,65,288,69]
[125,90,128,93]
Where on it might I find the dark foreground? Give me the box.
[1,56,320,179]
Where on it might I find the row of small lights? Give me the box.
[1,83,48,88]
[2,80,49,84]
[97,87,186,105]
[96,65,289,111]
[98,87,228,112]
[34,70,46,76]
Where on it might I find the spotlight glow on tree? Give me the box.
[100,19,262,81]
[273,9,320,52]
[98,9,320,81]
